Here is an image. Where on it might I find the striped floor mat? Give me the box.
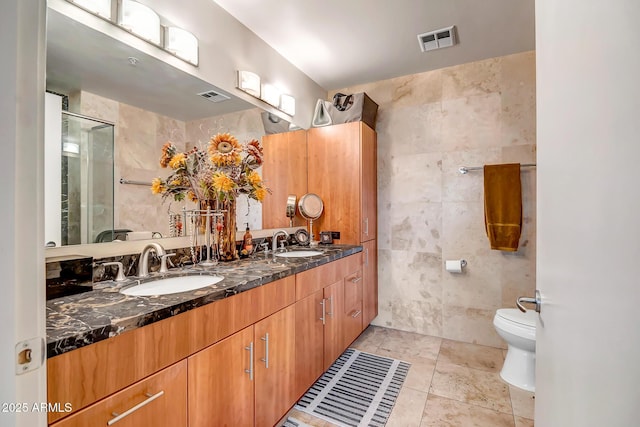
[281,417,313,427]
[294,348,411,427]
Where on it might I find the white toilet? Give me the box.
[493,308,537,392]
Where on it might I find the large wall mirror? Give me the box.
[45,3,300,249]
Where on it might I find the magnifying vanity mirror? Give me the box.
[286,195,297,227]
[298,193,324,245]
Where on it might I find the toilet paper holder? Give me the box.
[445,259,467,273]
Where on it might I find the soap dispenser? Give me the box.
[242,223,253,253]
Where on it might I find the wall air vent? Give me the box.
[417,25,457,52]
[197,90,231,103]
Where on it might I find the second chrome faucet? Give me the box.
[138,242,174,277]
[271,229,289,253]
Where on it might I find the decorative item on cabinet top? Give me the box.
[261,112,293,134]
[311,92,378,130]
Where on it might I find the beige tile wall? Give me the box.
[77,91,188,237]
[331,51,536,347]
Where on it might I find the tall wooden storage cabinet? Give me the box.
[307,121,378,331]
[261,129,307,229]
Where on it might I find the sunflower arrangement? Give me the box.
[151,133,268,204]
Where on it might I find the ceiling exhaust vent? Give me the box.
[198,90,231,103]
[417,25,457,52]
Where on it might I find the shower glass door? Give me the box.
[60,111,114,245]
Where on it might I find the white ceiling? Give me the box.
[46,1,535,122]
[46,8,255,122]
[212,0,535,90]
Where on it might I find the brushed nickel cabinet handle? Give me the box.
[350,276,362,283]
[320,299,326,325]
[260,333,269,369]
[245,342,254,380]
[107,390,164,425]
[352,310,362,318]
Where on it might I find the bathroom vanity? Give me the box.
[46,246,368,427]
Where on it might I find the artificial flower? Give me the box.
[151,177,166,194]
[246,139,264,166]
[168,152,186,169]
[247,170,262,186]
[160,142,176,168]
[254,186,267,202]
[212,172,236,193]
[208,133,242,167]
[152,133,269,204]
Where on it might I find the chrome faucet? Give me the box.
[272,229,289,253]
[138,242,166,277]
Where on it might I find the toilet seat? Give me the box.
[496,308,536,328]
[494,309,536,342]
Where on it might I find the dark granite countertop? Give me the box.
[46,245,361,358]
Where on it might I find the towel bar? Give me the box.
[459,163,536,174]
[119,178,152,186]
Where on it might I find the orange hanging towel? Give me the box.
[483,163,522,251]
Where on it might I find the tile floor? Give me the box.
[286,325,535,427]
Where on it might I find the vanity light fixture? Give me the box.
[164,27,199,66]
[65,0,199,68]
[118,0,161,45]
[237,70,261,98]
[70,0,112,18]
[261,83,282,108]
[279,94,296,116]
[236,70,296,117]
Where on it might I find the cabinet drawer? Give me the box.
[344,252,363,277]
[51,360,187,427]
[296,257,347,300]
[344,268,363,313]
[343,301,363,348]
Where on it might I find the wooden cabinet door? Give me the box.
[307,123,361,244]
[254,305,296,427]
[262,129,307,229]
[361,123,377,242]
[294,290,325,398]
[362,240,378,327]
[51,360,187,427]
[323,279,345,370]
[187,326,255,427]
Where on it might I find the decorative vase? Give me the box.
[217,198,238,262]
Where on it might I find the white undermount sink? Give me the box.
[121,274,224,296]
[275,250,324,258]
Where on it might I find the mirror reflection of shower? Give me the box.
[45,93,115,246]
